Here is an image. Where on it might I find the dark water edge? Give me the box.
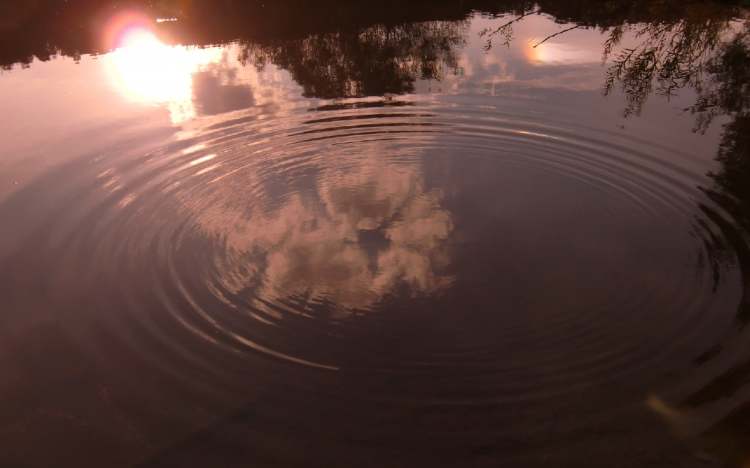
[1,1,750,467]
[2,0,747,68]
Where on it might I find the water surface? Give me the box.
[2,1,750,466]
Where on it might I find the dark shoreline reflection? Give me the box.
[2,1,750,467]
[239,21,467,99]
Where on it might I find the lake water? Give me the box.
[1,1,750,466]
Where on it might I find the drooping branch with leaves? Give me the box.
[602,16,735,117]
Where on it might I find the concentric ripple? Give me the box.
[2,94,750,464]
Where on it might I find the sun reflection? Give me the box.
[104,26,222,124]
[523,40,596,65]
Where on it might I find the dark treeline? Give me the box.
[0,0,508,67]
[1,0,746,69]
[238,21,467,99]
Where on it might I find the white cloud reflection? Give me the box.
[193,151,454,317]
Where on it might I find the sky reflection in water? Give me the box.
[1,2,750,467]
[105,27,224,123]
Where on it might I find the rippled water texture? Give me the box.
[2,2,750,467]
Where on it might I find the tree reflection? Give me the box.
[479,1,743,117]
[0,0,491,70]
[238,21,466,99]
[480,4,750,462]
[611,20,750,466]
[480,3,749,294]
[693,31,750,131]
[695,33,750,326]
[602,17,730,117]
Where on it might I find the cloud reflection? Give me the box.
[195,152,454,317]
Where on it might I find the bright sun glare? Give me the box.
[105,25,222,124]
